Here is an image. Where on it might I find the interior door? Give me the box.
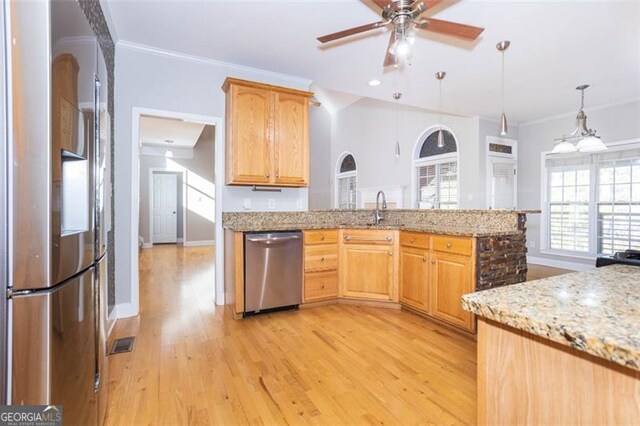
[152,173,178,244]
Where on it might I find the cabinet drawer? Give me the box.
[304,244,338,272]
[400,232,430,249]
[432,235,473,256]
[342,229,394,245]
[304,271,338,302]
[304,230,339,245]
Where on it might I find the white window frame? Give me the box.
[335,151,357,209]
[540,138,640,259]
[412,125,460,209]
[485,136,518,210]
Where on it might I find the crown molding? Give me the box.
[520,97,640,127]
[117,39,313,89]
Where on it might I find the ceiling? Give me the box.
[106,0,640,123]
[139,115,205,148]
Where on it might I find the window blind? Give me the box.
[417,161,458,209]
[337,175,357,209]
[491,162,515,209]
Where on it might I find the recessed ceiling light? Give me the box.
[368,79,382,87]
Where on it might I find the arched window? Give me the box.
[414,129,459,209]
[335,153,357,209]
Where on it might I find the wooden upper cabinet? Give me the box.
[225,84,271,184]
[223,78,312,187]
[273,92,309,186]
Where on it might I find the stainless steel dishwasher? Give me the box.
[244,231,303,314]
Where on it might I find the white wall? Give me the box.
[114,44,312,315]
[329,97,485,209]
[309,104,332,209]
[518,99,640,267]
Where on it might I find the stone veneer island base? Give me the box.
[223,209,536,333]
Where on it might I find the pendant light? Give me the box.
[552,85,606,154]
[435,71,446,148]
[393,92,402,158]
[496,40,510,136]
[164,139,174,158]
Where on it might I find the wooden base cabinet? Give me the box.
[399,246,429,311]
[429,251,475,332]
[339,230,398,301]
[303,230,339,302]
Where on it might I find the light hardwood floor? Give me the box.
[105,246,571,425]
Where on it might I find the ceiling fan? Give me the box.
[317,0,484,67]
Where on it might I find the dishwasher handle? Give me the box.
[246,234,301,243]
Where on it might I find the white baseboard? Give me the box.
[527,255,594,272]
[114,303,139,319]
[141,242,153,249]
[177,238,184,243]
[184,240,215,247]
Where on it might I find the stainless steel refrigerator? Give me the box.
[3,1,110,424]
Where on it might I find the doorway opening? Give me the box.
[131,109,221,313]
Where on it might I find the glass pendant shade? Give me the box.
[552,141,577,154]
[164,149,173,158]
[437,130,445,148]
[500,113,508,136]
[576,135,606,152]
[395,141,401,158]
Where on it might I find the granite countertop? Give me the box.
[223,222,522,237]
[462,265,640,371]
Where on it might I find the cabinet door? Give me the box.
[227,85,272,184]
[429,252,475,331]
[273,92,309,186]
[399,246,429,312]
[340,244,394,300]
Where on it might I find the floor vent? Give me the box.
[110,337,135,355]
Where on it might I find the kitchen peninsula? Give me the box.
[223,209,537,333]
[463,265,640,423]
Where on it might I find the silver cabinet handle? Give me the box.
[247,235,301,243]
[446,242,453,248]
[388,251,393,256]
[320,257,325,262]
[410,238,415,243]
[423,257,427,262]
[344,235,393,243]
[431,259,436,264]
[266,173,270,178]
[321,284,325,289]
[320,235,325,241]
[275,173,280,178]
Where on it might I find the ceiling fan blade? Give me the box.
[317,21,387,43]
[418,18,484,40]
[383,31,398,67]
[372,0,396,10]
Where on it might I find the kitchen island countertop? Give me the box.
[462,264,640,372]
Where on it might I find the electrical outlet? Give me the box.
[296,198,304,210]
[268,199,276,209]
[243,199,251,210]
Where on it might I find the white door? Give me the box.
[152,173,178,243]
[490,160,517,210]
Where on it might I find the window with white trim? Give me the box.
[335,154,357,209]
[544,143,640,256]
[414,129,458,209]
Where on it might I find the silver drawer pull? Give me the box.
[320,235,325,241]
[446,242,453,248]
[344,235,393,243]
[321,284,325,289]
[410,238,415,243]
[320,257,325,262]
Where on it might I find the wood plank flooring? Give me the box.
[106,245,478,425]
[105,246,572,425]
[526,264,574,281]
